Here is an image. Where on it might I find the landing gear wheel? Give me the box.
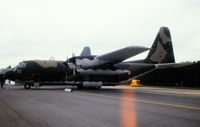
[24,83,31,89]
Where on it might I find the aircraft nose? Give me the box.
[4,71,17,81]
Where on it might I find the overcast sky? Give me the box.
[0,0,200,68]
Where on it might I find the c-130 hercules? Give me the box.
[3,27,192,89]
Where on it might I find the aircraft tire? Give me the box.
[24,83,31,89]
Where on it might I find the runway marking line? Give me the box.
[75,91,200,110]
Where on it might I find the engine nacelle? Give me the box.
[82,81,103,88]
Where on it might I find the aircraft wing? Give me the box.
[97,46,149,64]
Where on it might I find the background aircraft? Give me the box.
[0,67,12,88]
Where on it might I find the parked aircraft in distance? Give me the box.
[0,67,12,87]
[3,27,193,89]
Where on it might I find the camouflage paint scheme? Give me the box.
[145,27,175,64]
[13,60,67,82]
[3,27,192,89]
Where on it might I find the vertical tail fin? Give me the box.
[80,46,91,56]
[145,27,175,64]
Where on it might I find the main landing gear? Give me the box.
[24,83,33,89]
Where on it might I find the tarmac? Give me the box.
[0,85,200,127]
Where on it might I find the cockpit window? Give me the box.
[17,62,27,68]
[0,68,12,74]
[0,69,6,74]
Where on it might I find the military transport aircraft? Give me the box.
[3,27,193,89]
[6,45,149,89]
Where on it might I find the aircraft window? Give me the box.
[17,62,27,68]
[13,67,17,71]
[0,69,9,74]
[0,69,4,73]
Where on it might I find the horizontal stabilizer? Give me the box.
[155,62,193,69]
[127,62,194,80]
